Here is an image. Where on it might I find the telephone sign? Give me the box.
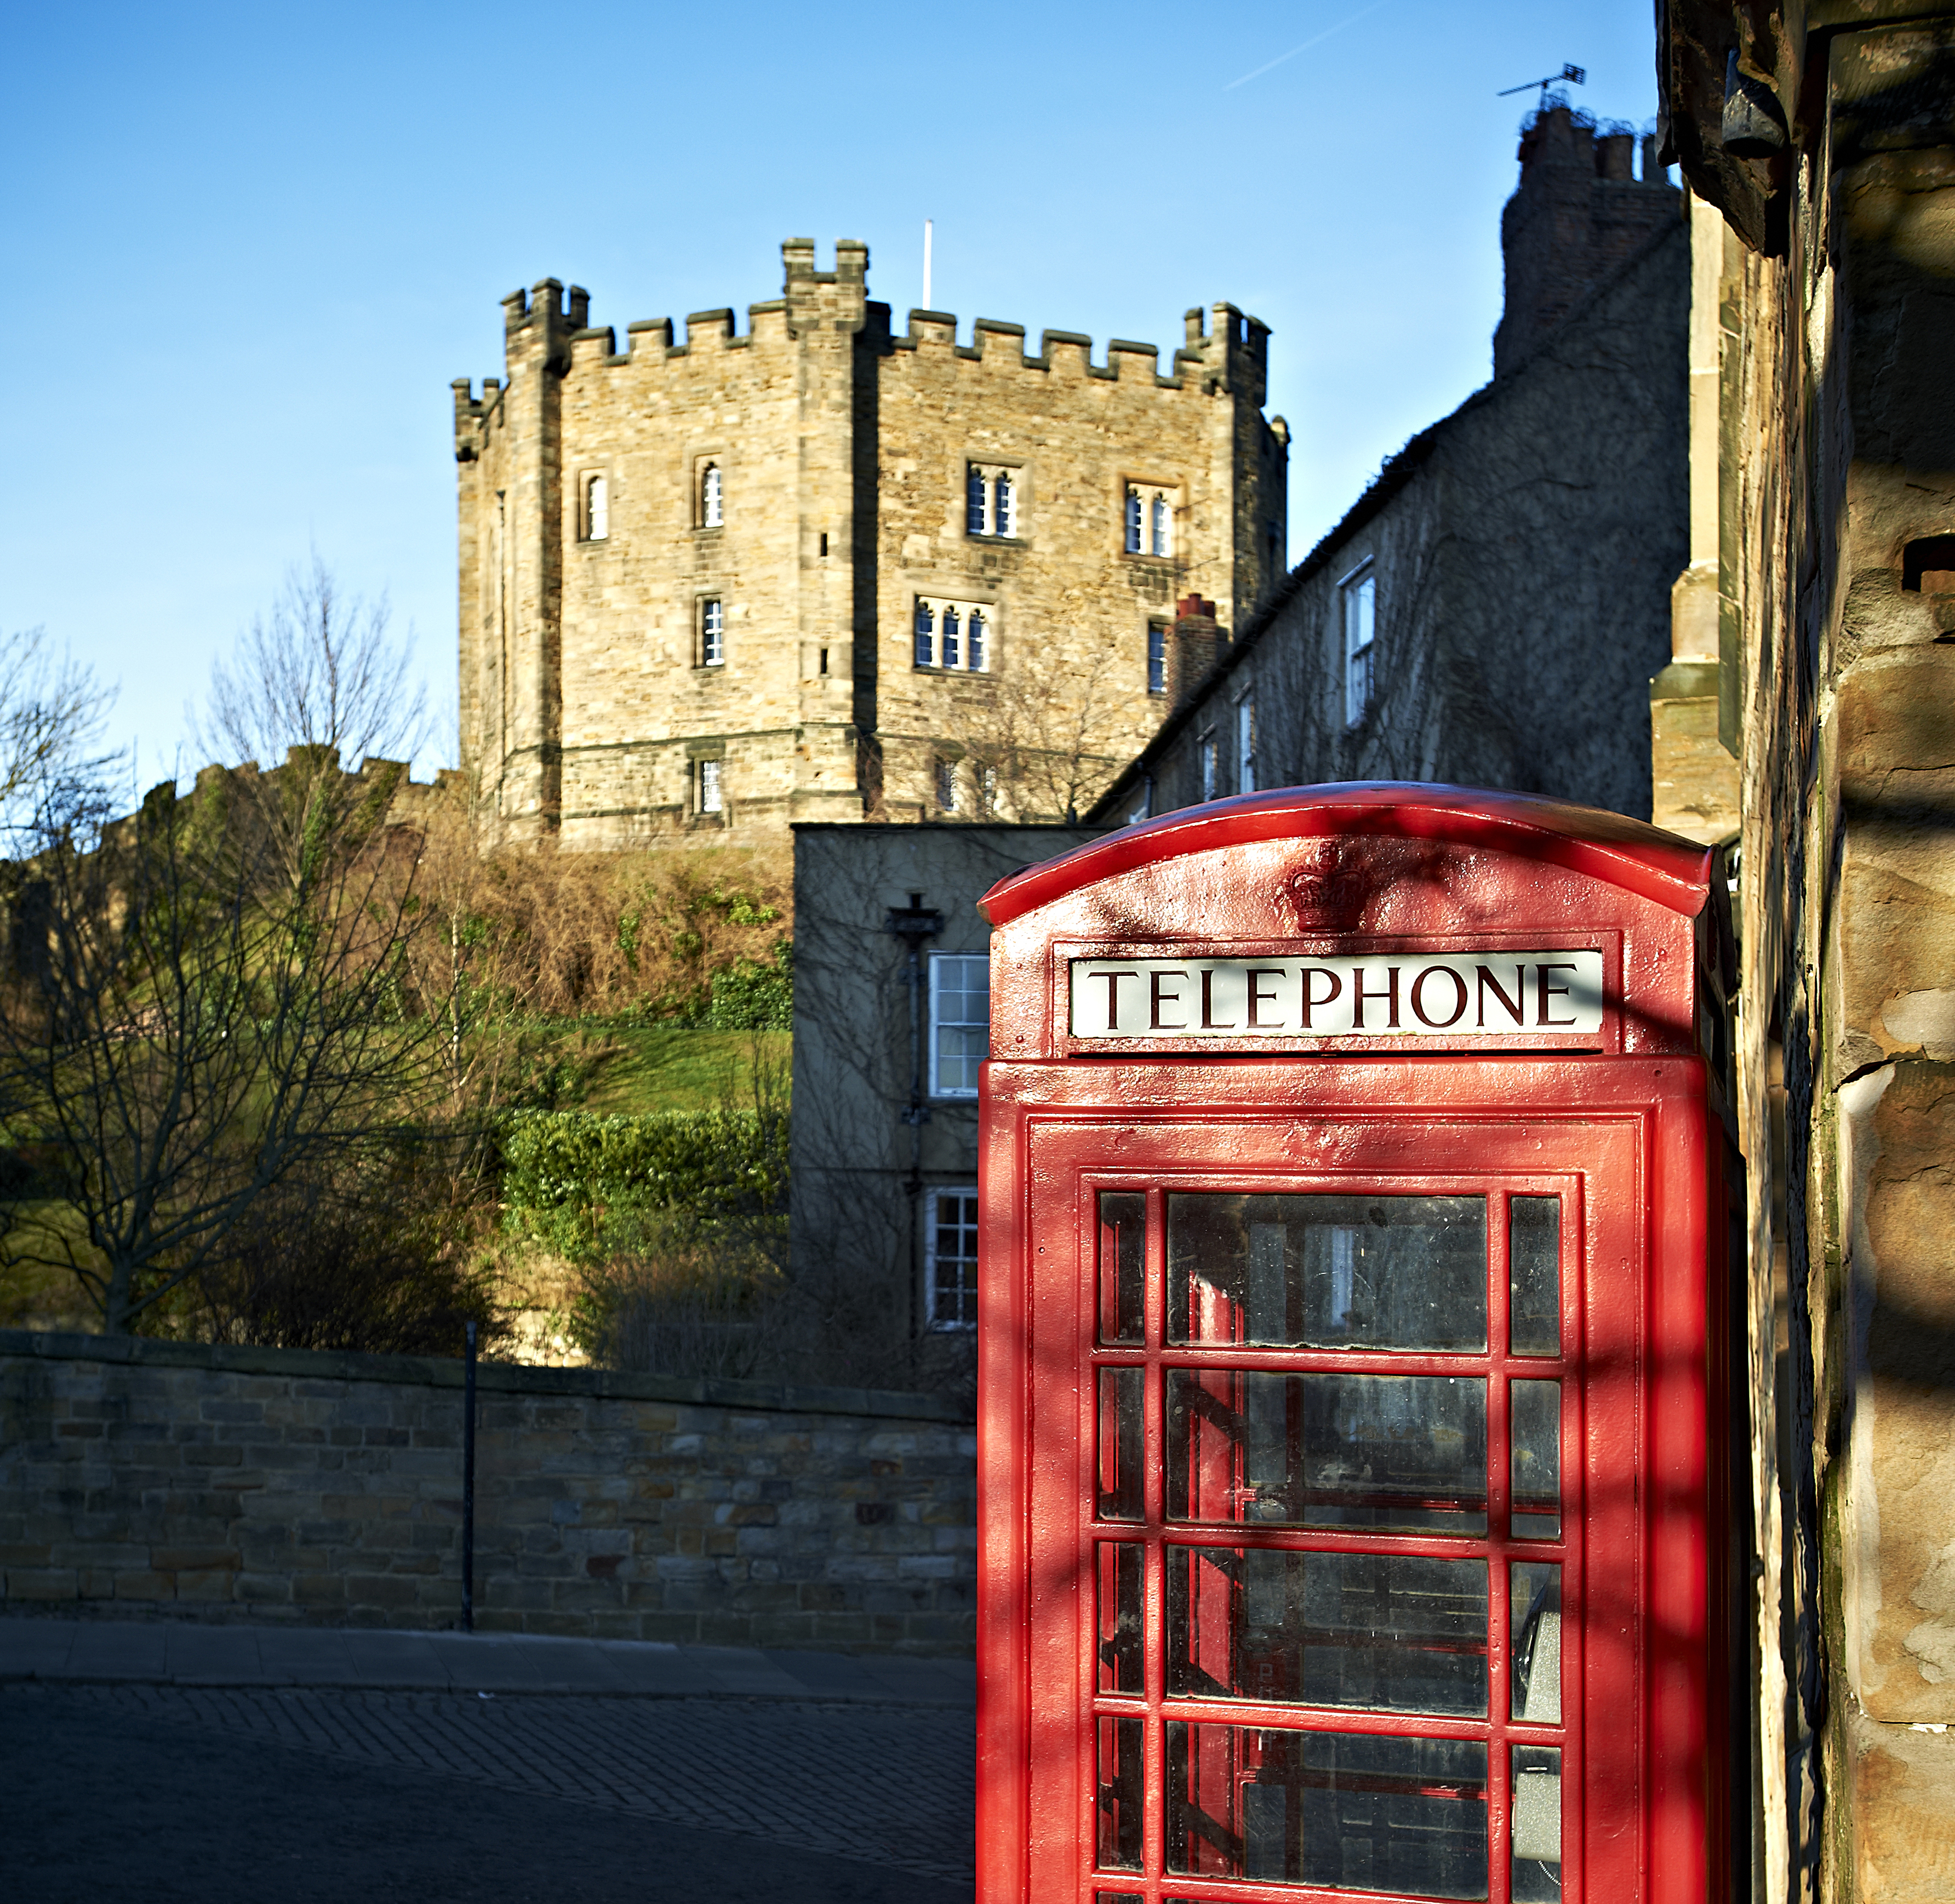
[975,785,1737,1904]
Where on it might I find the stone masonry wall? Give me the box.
[0,1331,976,1652]
[453,240,1287,846]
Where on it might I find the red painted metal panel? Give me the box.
[977,790,1729,1904]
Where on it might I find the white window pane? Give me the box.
[702,464,723,527]
[587,474,608,540]
[699,758,723,813]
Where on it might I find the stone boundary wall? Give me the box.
[0,1331,976,1653]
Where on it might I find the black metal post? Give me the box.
[461,1318,477,1633]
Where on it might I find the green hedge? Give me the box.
[500,1108,788,1226]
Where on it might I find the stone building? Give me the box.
[451,243,1287,845]
[1656,5,1955,1895]
[1095,107,1688,826]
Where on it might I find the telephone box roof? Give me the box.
[978,783,1716,927]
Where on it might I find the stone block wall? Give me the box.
[0,1331,976,1652]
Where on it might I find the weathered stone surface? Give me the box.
[454,243,1286,844]
[0,1331,974,1653]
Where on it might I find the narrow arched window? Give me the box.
[586,473,609,541]
[1125,488,1142,554]
[701,463,723,528]
[1150,493,1168,557]
[913,599,936,668]
[968,610,987,672]
[942,608,961,670]
[967,467,988,536]
[993,473,1015,539]
[701,598,724,666]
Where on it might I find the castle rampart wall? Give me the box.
[454,243,1285,845]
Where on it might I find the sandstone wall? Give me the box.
[0,1331,975,1653]
[454,242,1285,846]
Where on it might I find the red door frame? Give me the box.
[978,1057,1727,1904]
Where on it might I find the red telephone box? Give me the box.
[975,785,1736,1904]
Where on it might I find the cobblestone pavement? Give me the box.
[3,1680,974,1902]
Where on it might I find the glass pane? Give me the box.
[1099,1367,1144,1523]
[1510,1563,1562,1723]
[1168,1371,1488,1535]
[1169,1193,1487,1351]
[1097,1716,1144,1871]
[1511,1745,1562,1901]
[1099,1192,1146,1346]
[1168,1547,1487,1714]
[1510,1380,1562,1539]
[1166,1724,1487,1898]
[1099,1542,1145,1694]
[1509,1197,1560,1357]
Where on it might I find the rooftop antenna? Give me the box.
[923,219,933,310]
[1497,62,1585,108]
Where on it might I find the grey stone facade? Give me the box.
[1096,110,1688,827]
[787,822,1104,1400]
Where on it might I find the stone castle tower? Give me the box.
[453,239,1287,844]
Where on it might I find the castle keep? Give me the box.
[453,240,1287,843]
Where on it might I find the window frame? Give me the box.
[911,596,993,675]
[1146,621,1168,696]
[934,755,959,813]
[699,596,726,668]
[581,470,610,542]
[696,756,724,815]
[1341,559,1377,728]
[700,461,724,529]
[927,950,990,1099]
[924,1185,981,1331]
[965,462,1021,541]
[1123,482,1175,559]
[1236,693,1256,793]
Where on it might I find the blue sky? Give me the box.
[2,1,1663,786]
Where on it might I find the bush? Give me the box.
[499,1107,788,1262]
[188,1152,508,1357]
[701,941,793,1031]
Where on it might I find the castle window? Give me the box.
[1125,484,1174,557]
[912,597,992,673]
[928,953,989,1099]
[966,464,1019,539]
[980,765,999,814]
[1236,694,1257,793]
[1341,561,1376,727]
[1199,730,1219,802]
[701,462,723,529]
[584,473,609,541]
[925,1186,981,1328]
[1147,622,1168,695]
[698,757,724,815]
[935,757,959,812]
[700,597,725,667]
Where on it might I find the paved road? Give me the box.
[1,1620,975,1903]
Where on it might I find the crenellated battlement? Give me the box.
[461,243,1268,399]
[453,234,1284,849]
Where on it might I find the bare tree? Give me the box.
[191,554,428,904]
[952,643,1139,822]
[0,762,443,1336]
[0,625,123,852]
